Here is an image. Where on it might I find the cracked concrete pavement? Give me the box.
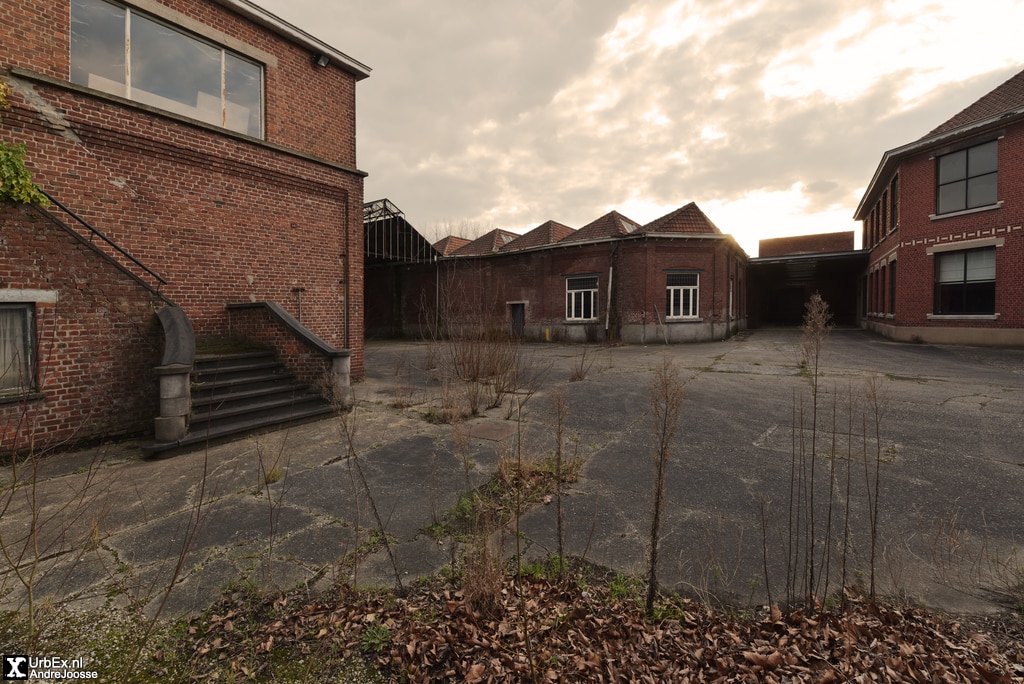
[2,329,1022,619]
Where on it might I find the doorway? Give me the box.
[509,302,525,338]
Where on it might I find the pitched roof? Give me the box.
[925,68,1024,138]
[558,211,639,243]
[500,220,575,252]
[432,235,471,256]
[856,66,1024,220]
[638,202,721,235]
[451,229,520,256]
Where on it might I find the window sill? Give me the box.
[0,391,46,406]
[929,202,1002,221]
[564,320,599,324]
[665,317,701,323]
[926,313,1000,321]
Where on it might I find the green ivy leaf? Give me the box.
[0,141,49,207]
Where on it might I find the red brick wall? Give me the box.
[759,232,855,258]
[0,0,358,168]
[867,125,1024,338]
[372,237,747,343]
[226,305,344,399]
[0,204,164,451]
[1,0,365,376]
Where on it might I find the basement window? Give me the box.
[70,0,264,138]
[0,305,35,398]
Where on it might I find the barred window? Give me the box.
[666,272,699,318]
[565,276,598,321]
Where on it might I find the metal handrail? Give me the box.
[41,189,167,286]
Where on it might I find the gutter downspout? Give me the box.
[606,242,619,337]
[342,200,350,350]
[712,247,718,341]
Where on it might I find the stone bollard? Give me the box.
[153,363,192,442]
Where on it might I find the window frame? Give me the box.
[0,304,36,398]
[888,259,897,316]
[665,271,699,319]
[70,0,265,138]
[565,275,599,322]
[933,246,996,316]
[935,140,998,215]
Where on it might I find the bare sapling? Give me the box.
[0,440,109,644]
[800,292,832,606]
[338,403,404,595]
[255,432,292,587]
[550,387,569,573]
[510,395,538,684]
[646,358,684,618]
[863,374,888,604]
[122,446,215,678]
[841,385,854,608]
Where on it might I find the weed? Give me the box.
[359,623,393,655]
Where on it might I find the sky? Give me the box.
[257,0,1024,257]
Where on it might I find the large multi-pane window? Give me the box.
[0,305,34,397]
[934,247,996,315]
[70,0,263,138]
[936,141,997,214]
[565,276,598,321]
[666,272,699,318]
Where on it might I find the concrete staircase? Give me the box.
[143,350,334,456]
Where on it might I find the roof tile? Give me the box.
[639,203,721,235]
[501,220,575,251]
[925,67,1024,137]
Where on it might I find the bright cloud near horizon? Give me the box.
[258,0,1023,256]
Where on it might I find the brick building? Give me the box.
[366,202,748,344]
[748,232,868,327]
[856,68,1024,345]
[1,0,369,453]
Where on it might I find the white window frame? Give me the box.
[666,272,699,319]
[565,276,598,321]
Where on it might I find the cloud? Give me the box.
[258,0,1024,246]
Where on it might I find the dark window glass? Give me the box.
[934,247,996,315]
[936,141,997,214]
[70,0,263,137]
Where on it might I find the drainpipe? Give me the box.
[292,287,306,322]
[712,247,718,340]
[605,242,619,337]
[342,200,350,350]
